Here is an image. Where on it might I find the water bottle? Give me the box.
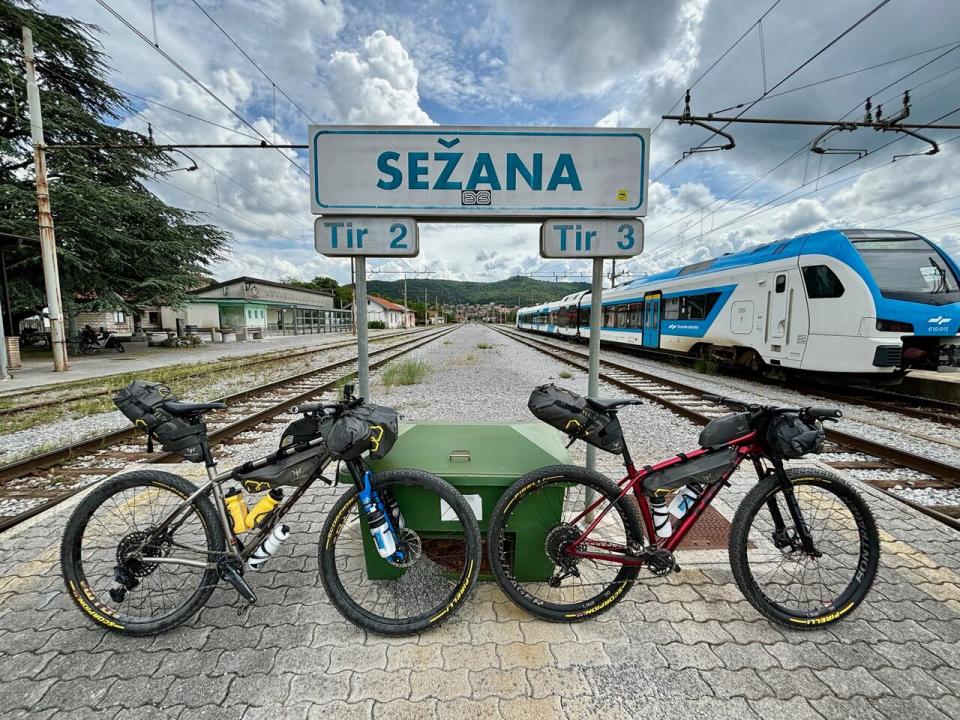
[245,488,283,529]
[248,524,290,570]
[381,490,405,532]
[651,497,673,538]
[668,483,704,520]
[363,502,397,559]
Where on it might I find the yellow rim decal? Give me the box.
[787,601,855,625]
[564,581,628,619]
[326,497,358,548]
[70,581,124,630]
[430,558,475,623]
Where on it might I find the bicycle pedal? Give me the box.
[220,563,257,604]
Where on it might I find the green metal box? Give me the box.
[339,422,571,581]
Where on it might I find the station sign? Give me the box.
[314,216,418,257]
[309,125,650,219]
[540,218,644,258]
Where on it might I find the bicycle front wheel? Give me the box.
[60,470,224,636]
[729,467,880,628]
[318,469,481,636]
[487,465,644,622]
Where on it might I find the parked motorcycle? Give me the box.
[78,328,124,354]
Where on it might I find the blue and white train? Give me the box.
[517,229,960,381]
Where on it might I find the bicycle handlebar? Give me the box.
[700,393,841,421]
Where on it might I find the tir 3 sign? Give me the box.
[540,218,644,259]
[309,125,649,219]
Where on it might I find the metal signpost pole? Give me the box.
[355,256,369,398]
[585,258,603,473]
[0,293,8,381]
[22,27,68,372]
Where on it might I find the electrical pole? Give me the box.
[22,27,68,372]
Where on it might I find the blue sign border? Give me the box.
[311,128,646,213]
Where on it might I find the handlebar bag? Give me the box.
[319,403,399,460]
[527,384,625,455]
[764,413,824,458]
[698,412,751,448]
[113,380,205,462]
[643,446,738,496]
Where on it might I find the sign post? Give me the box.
[315,216,419,399]
[309,124,649,405]
[539,219,644,472]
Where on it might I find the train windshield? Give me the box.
[853,237,960,304]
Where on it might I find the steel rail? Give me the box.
[0,326,456,534]
[0,328,451,485]
[494,326,960,484]
[0,326,428,414]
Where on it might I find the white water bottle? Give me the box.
[668,483,704,520]
[651,498,673,538]
[248,524,290,570]
[364,505,397,559]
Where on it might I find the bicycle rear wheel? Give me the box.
[60,471,224,635]
[729,467,880,628]
[318,469,480,635]
[487,465,644,622]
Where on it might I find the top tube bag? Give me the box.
[527,384,625,454]
[113,381,206,462]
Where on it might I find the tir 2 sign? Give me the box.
[314,217,418,257]
[309,125,650,219]
[540,218,644,259]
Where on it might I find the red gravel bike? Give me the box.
[487,392,880,627]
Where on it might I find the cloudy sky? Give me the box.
[47,0,960,286]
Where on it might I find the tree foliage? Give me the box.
[282,275,350,308]
[0,0,230,328]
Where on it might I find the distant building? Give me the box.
[427,312,445,325]
[347,296,415,329]
[141,277,350,336]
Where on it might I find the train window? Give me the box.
[802,265,845,298]
[663,297,680,320]
[853,237,959,302]
[775,274,786,293]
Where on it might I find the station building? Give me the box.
[141,276,350,337]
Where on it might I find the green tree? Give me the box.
[0,0,230,332]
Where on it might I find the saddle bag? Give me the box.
[319,403,399,460]
[527,384,625,454]
[764,413,824,458]
[643,447,738,496]
[698,412,751,448]
[113,380,205,462]
[234,445,329,493]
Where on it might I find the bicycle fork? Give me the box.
[757,459,820,557]
[345,461,407,564]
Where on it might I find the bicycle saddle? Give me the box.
[585,397,643,412]
[162,400,227,416]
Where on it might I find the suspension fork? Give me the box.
[769,458,819,555]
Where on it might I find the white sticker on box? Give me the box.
[440,495,482,522]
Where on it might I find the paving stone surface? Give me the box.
[2,325,960,719]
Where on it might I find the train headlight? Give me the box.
[876,319,914,333]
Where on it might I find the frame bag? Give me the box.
[643,447,738,495]
[765,413,824,458]
[319,403,399,460]
[113,381,205,462]
[527,384,625,454]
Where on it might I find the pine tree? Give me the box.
[0,0,230,332]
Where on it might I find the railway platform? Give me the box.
[0,327,416,395]
[1,325,959,719]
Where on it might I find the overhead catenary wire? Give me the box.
[188,0,318,125]
[93,0,308,176]
[655,0,895,183]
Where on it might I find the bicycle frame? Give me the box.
[134,436,359,570]
[565,431,769,567]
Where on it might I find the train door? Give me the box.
[768,272,789,342]
[642,291,661,348]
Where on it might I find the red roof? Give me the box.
[370,296,409,312]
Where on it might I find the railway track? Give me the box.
[494,326,960,531]
[0,326,456,533]
[0,326,429,418]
